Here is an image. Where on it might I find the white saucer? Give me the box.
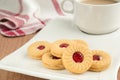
[0,16,120,80]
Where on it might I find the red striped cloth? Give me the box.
[0,0,65,37]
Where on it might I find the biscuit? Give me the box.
[73,39,88,47]
[27,41,51,60]
[51,39,74,58]
[42,63,64,70]
[89,50,111,72]
[42,52,64,70]
[62,44,93,74]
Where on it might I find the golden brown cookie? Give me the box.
[62,44,93,74]
[42,52,64,70]
[27,41,51,60]
[89,50,111,72]
[51,39,74,58]
[73,39,88,47]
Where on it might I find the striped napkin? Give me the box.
[0,0,65,37]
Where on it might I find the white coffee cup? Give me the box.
[61,0,120,34]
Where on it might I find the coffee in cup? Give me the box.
[80,0,117,5]
[61,0,120,34]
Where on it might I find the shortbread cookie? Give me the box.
[27,41,51,60]
[89,50,111,72]
[42,52,64,70]
[62,44,93,74]
[51,39,74,58]
[73,39,88,47]
[42,63,64,70]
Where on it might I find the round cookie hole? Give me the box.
[93,55,101,61]
[37,45,45,50]
[59,43,69,48]
[73,51,84,63]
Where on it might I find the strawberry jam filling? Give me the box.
[37,45,45,50]
[73,51,84,63]
[59,43,69,48]
[93,55,100,61]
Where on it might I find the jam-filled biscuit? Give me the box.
[62,44,93,74]
[42,52,64,70]
[27,41,51,60]
[89,50,111,72]
[73,39,88,47]
[51,39,74,58]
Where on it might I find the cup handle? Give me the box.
[61,0,74,13]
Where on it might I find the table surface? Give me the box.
[0,34,120,80]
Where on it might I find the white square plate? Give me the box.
[0,16,120,80]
